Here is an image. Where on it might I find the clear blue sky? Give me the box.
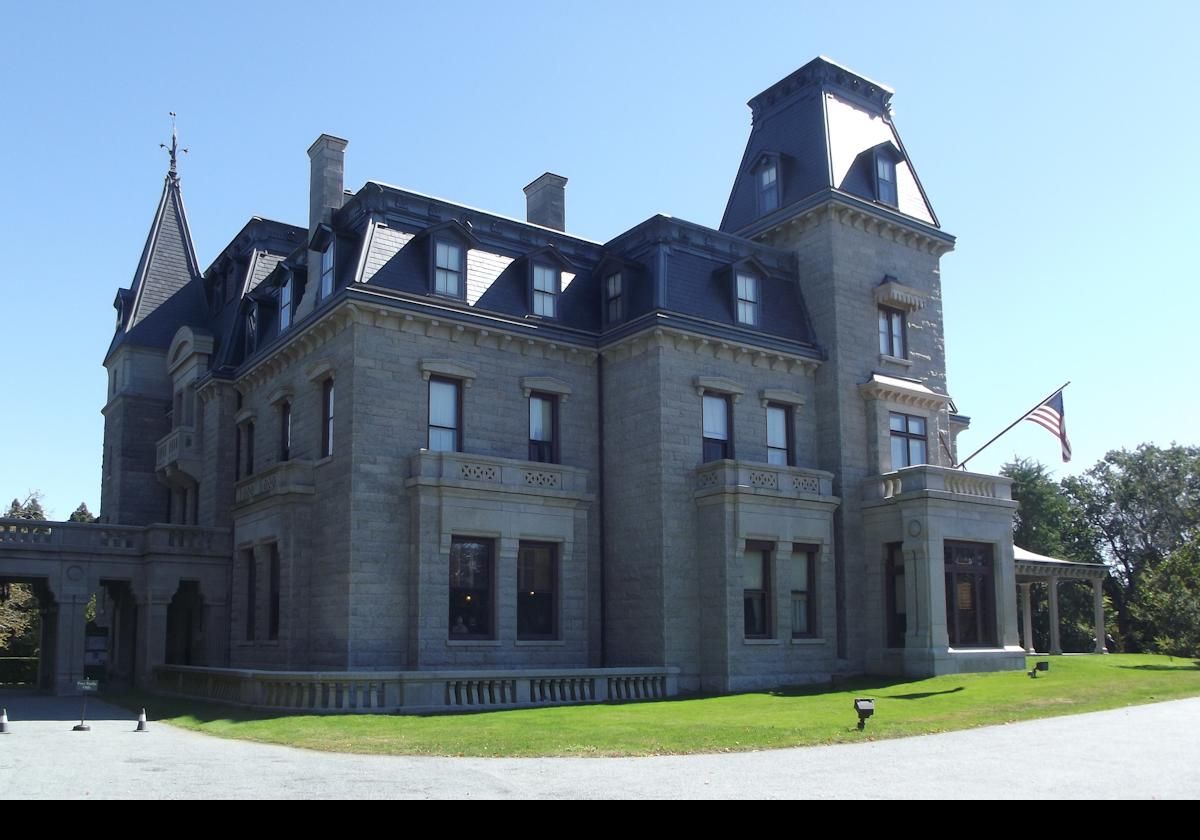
[1,1,1196,518]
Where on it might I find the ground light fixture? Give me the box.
[854,698,875,730]
[1028,661,1050,679]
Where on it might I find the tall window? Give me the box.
[428,377,460,452]
[604,272,623,323]
[759,162,779,213]
[435,240,464,298]
[878,306,906,358]
[944,542,995,647]
[791,544,816,638]
[766,403,791,466]
[528,393,557,463]
[533,264,558,318]
[702,393,731,462]
[244,420,255,477]
[268,544,281,642]
[886,542,906,648]
[244,549,256,642]
[279,401,292,462]
[736,273,758,326]
[321,378,335,458]
[319,242,335,300]
[744,543,771,638]
[889,412,927,469]
[876,155,898,207]
[449,537,493,639]
[518,542,557,640]
[279,276,293,333]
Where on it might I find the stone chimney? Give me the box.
[523,172,567,231]
[308,134,349,239]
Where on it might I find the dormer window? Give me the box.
[533,263,558,318]
[319,242,335,300]
[759,162,779,213]
[604,272,623,324]
[736,272,759,326]
[245,306,258,356]
[279,275,293,333]
[115,301,124,332]
[434,240,465,298]
[875,154,897,207]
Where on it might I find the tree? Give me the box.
[1003,458,1105,652]
[69,502,97,523]
[1132,538,1200,658]
[5,491,46,521]
[1062,444,1200,651]
[1,491,47,660]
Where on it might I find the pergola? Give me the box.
[1014,546,1109,655]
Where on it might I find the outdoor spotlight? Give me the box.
[854,698,875,731]
[1028,661,1051,678]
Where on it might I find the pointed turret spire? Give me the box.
[160,112,188,179]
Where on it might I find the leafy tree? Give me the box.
[5,491,46,520]
[1,491,47,659]
[1062,444,1200,650]
[1132,538,1200,658]
[1003,458,1107,652]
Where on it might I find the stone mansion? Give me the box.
[7,58,1031,707]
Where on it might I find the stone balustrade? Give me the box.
[408,450,591,499]
[153,665,679,713]
[234,459,317,508]
[0,519,230,558]
[863,465,1013,502]
[694,460,835,498]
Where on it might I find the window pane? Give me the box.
[702,395,728,440]
[518,543,556,639]
[606,273,621,299]
[890,310,905,356]
[429,380,458,428]
[767,406,787,449]
[738,300,757,325]
[767,448,787,465]
[907,416,926,435]
[534,265,557,292]
[429,428,456,452]
[892,435,908,469]
[450,538,492,638]
[791,553,809,594]
[889,413,906,432]
[534,290,556,318]
[879,310,890,354]
[742,551,764,590]
[737,273,757,302]
[529,396,553,442]
[791,596,809,636]
[909,438,927,466]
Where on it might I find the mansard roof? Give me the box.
[720,56,941,236]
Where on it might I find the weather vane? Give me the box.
[160,112,188,176]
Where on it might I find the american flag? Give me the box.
[1025,391,1072,462]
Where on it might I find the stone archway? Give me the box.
[165,580,206,666]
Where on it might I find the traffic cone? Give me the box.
[135,708,149,733]
[0,708,9,734]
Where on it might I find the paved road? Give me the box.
[1,694,1198,799]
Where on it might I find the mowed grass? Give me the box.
[105,654,1200,757]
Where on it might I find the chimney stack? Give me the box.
[308,134,349,239]
[523,172,567,232]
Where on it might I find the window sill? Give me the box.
[515,639,566,647]
[234,641,281,648]
[790,637,827,646]
[314,455,334,468]
[743,638,783,646]
[447,639,501,647]
[879,354,913,369]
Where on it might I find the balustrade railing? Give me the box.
[694,460,835,498]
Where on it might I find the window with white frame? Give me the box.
[428,377,461,452]
[766,403,791,466]
[702,393,731,462]
[319,242,335,300]
[533,264,558,318]
[759,162,779,214]
[736,272,758,326]
[878,306,906,358]
[435,239,464,298]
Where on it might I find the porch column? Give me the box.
[135,591,171,688]
[1048,577,1062,655]
[1092,578,1107,654]
[1019,582,1035,654]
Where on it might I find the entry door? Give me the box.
[943,542,996,647]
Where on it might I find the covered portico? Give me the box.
[1014,546,1108,655]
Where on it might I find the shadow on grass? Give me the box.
[881,687,966,701]
[1116,661,1200,672]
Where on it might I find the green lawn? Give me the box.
[105,654,1200,757]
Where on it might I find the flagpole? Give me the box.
[956,381,1070,470]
